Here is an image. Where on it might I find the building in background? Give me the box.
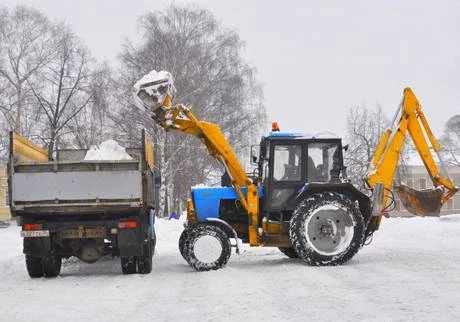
[0,166,11,221]
[392,164,460,216]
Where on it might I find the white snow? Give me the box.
[84,140,133,161]
[192,184,210,188]
[1,215,460,321]
[313,131,340,138]
[133,70,173,90]
[132,69,176,113]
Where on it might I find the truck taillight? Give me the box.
[23,224,43,231]
[118,221,137,229]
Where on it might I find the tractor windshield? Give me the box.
[307,143,341,182]
[273,145,302,181]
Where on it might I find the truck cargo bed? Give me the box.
[11,160,143,215]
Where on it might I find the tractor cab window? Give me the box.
[273,145,302,181]
[307,143,340,182]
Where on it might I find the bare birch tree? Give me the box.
[64,63,113,149]
[441,115,460,166]
[344,105,389,188]
[115,4,266,216]
[345,104,413,190]
[27,25,95,156]
[0,5,56,146]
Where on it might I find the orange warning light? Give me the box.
[272,122,280,132]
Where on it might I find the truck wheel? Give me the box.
[25,255,43,278]
[121,257,137,274]
[278,247,299,259]
[42,256,62,277]
[289,192,364,266]
[178,229,190,260]
[138,235,155,274]
[183,224,231,271]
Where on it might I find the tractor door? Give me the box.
[264,142,305,212]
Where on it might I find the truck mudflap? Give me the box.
[23,236,51,257]
[118,226,142,257]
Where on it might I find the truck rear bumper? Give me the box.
[20,219,146,259]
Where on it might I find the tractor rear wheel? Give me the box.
[289,192,364,266]
[183,224,231,271]
[278,247,299,259]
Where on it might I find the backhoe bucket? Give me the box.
[394,184,443,217]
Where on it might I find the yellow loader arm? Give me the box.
[132,70,260,245]
[365,88,458,227]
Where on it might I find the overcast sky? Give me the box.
[4,0,460,139]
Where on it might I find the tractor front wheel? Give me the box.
[182,224,231,271]
[178,229,190,260]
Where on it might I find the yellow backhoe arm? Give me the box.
[365,87,458,226]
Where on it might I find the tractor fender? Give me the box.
[206,217,241,254]
[289,182,372,220]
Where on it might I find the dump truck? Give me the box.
[133,70,458,271]
[8,130,158,277]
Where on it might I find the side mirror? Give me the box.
[343,144,349,152]
[250,145,260,165]
[154,171,161,188]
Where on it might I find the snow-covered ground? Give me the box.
[1,215,460,322]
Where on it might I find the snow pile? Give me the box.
[133,70,174,89]
[84,140,133,161]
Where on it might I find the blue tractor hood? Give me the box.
[191,185,264,222]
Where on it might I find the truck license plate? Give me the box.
[21,230,50,238]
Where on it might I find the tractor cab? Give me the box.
[254,131,345,213]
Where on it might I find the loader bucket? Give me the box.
[394,184,443,217]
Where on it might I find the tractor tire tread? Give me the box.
[289,192,364,266]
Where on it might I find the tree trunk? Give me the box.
[157,129,167,217]
[14,84,23,132]
[47,128,56,159]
